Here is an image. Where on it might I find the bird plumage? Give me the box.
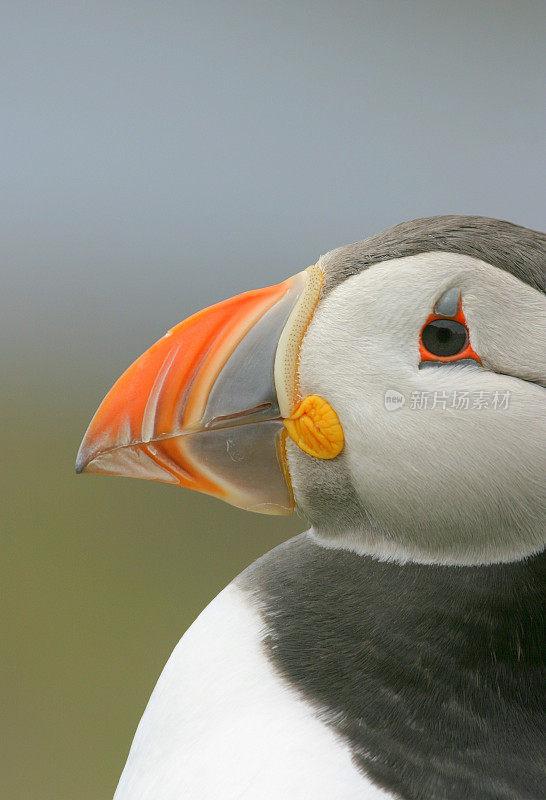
[114,574,389,800]
[242,533,546,800]
[320,215,545,296]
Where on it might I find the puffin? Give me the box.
[76,216,546,800]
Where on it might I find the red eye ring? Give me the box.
[419,296,482,364]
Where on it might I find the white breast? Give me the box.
[113,582,393,800]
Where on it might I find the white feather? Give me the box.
[113,583,392,799]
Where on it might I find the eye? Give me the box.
[419,290,482,365]
[421,319,468,357]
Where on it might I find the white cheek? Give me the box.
[348,369,544,508]
[296,252,546,564]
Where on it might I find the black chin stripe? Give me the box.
[239,534,546,800]
[321,216,546,296]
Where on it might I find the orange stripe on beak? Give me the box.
[76,273,313,513]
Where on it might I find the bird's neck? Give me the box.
[250,533,544,673]
[242,534,545,799]
[357,545,544,672]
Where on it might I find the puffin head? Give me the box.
[77,216,545,566]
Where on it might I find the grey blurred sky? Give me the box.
[3,0,545,393]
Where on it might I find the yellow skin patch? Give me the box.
[283,395,344,459]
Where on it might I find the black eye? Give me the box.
[421,319,468,357]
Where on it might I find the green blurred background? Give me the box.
[2,2,545,798]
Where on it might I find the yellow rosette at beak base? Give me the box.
[284,395,344,459]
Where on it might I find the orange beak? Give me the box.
[76,266,323,514]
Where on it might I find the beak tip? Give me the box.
[75,443,90,474]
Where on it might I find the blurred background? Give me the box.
[2,1,545,797]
